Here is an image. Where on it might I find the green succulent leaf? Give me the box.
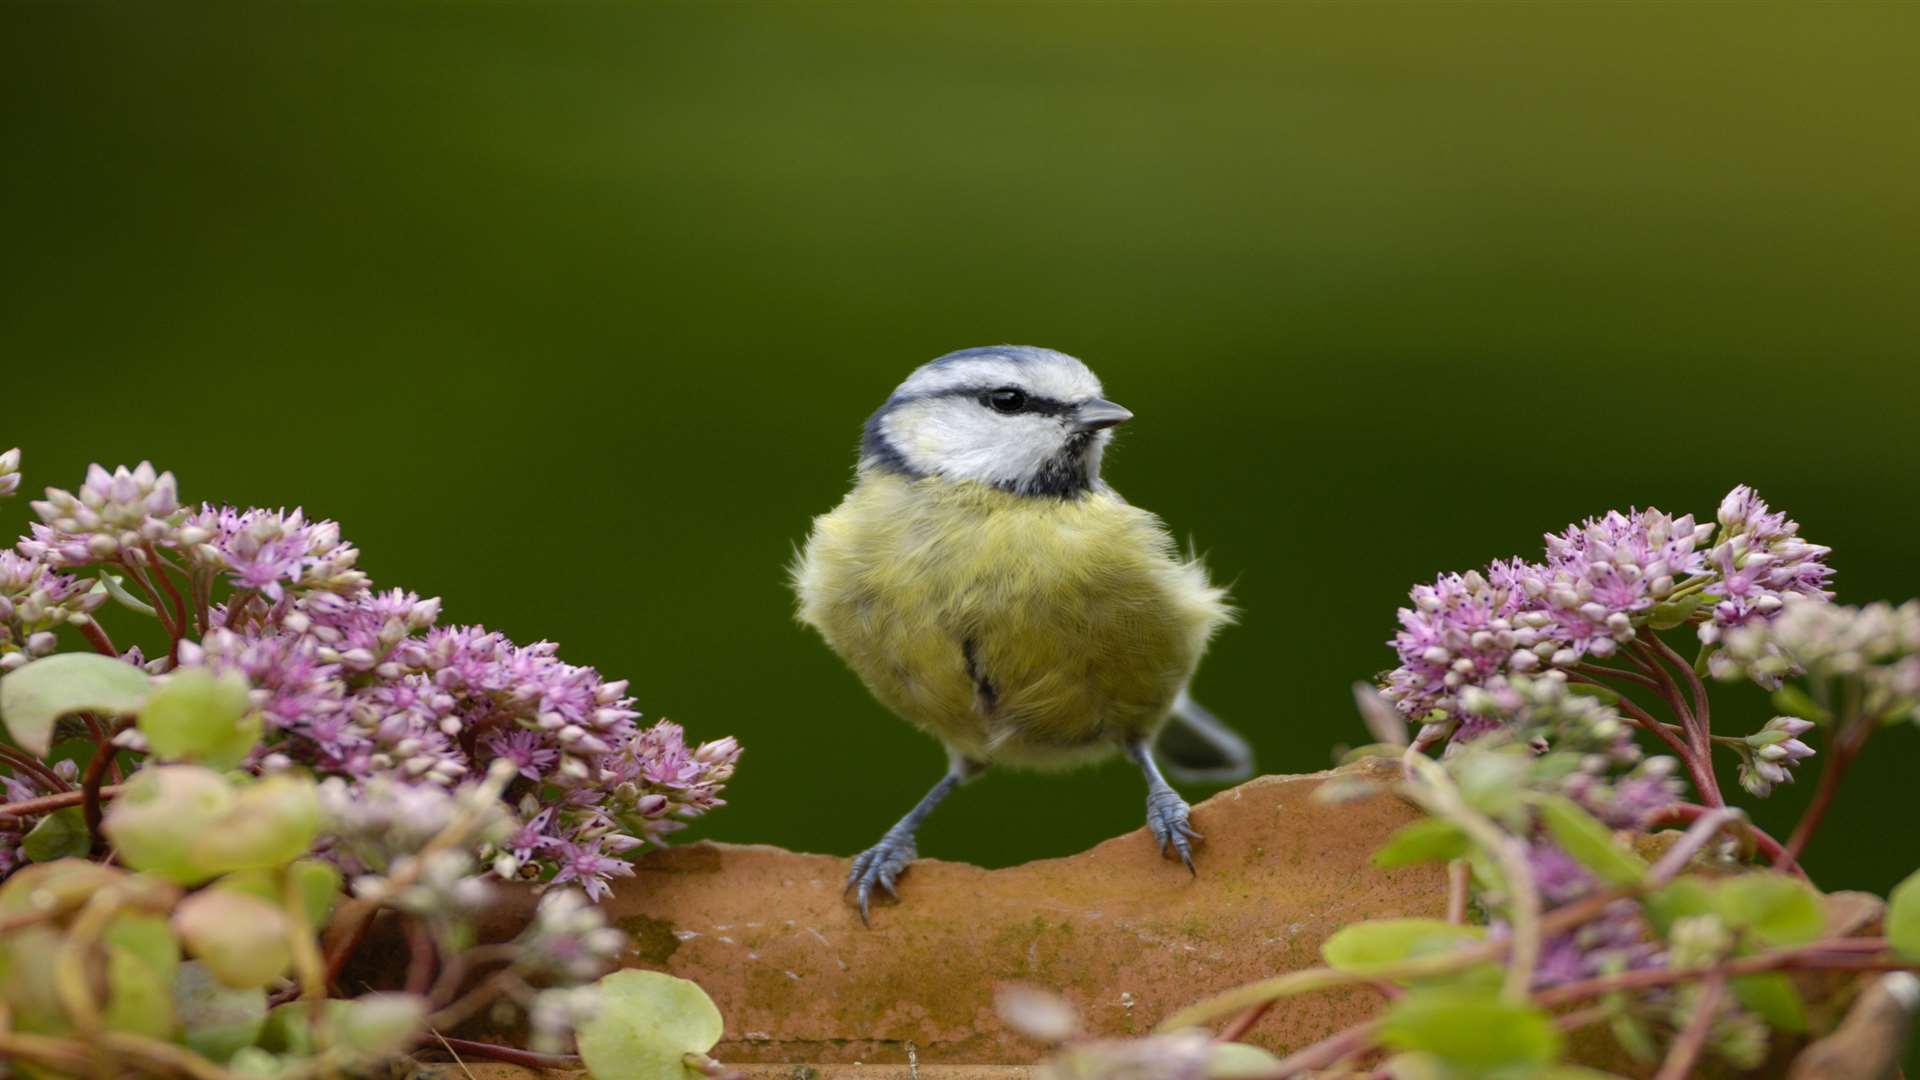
[102,765,238,885]
[0,652,151,755]
[1887,868,1920,960]
[1373,818,1471,869]
[102,940,177,1038]
[1770,685,1831,726]
[215,861,342,928]
[172,890,293,989]
[334,994,426,1062]
[138,668,260,771]
[1536,796,1647,886]
[1731,972,1808,1033]
[1648,594,1708,630]
[1713,873,1824,948]
[21,806,90,862]
[104,913,180,984]
[1208,1042,1284,1077]
[189,776,324,875]
[173,962,269,1062]
[1641,878,1715,938]
[1565,682,1621,705]
[1378,987,1561,1069]
[1322,919,1486,976]
[577,969,725,1080]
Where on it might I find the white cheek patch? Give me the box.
[883,399,1063,488]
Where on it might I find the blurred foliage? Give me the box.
[3,3,1917,900]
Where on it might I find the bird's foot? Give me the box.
[846,829,918,925]
[1146,788,1201,873]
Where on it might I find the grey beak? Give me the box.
[1070,399,1133,433]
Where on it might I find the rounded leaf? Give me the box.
[1379,988,1561,1068]
[0,652,151,755]
[172,890,292,989]
[191,776,323,874]
[21,806,90,862]
[577,970,725,1080]
[1537,796,1647,886]
[103,765,237,884]
[1208,1042,1284,1077]
[1372,818,1470,869]
[1888,868,1920,960]
[138,668,260,771]
[1322,919,1485,975]
[0,858,131,919]
[172,962,269,1062]
[1713,873,1824,948]
[103,941,178,1038]
[335,993,426,1062]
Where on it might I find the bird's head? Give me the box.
[859,346,1132,498]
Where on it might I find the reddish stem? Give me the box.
[404,916,437,996]
[79,723,126,845]
[0,743,73,795]
[1776,717,1871,872]
[1655,974,1725,1080]
[1649,802,1807,880]
[1571,674,1716,800]
[142,544,193,653]
[1218,1000,1275,1043]
[0,784,125,820]
[427,1035,580,1070]
[76,618,119,658]
[1253,1019,1382,1078]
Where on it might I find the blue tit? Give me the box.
[791,345,1248,922]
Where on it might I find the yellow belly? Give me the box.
[791,473,1231,768]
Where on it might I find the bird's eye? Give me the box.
[983,388,1028,414]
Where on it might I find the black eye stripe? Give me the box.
[957,386,1071,416]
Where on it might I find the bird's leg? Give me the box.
[1128,738,1201,873]
[846,753,983,925]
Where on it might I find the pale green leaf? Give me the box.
[1373,818,1470,869]
[173,962,269,1062]
[577,969,725,1080]
[22,806,90,862]
[1731,972,1808,1033]
[1770,685,1831,726]
[138,668,260,771]
[1536,796,1647,886]
[1641,878,1715,938]
[1886,868,1920,960]
[102,942,177,1038]
[1207,1042,1283,1078]
[102,765,237,885]
[1713,874,1824,948]
[0,652,150,755]
[189,776,323,875]
[104,913,180,985]
[1378,988,1561,1068]
[1322,919,1485,975]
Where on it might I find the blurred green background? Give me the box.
[4,3,1917,908]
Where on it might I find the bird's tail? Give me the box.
[1157,687,1255,785]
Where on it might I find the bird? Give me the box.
[790,345,1247,922]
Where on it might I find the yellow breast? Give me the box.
[791,473,1231,767]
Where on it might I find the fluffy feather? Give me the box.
[792,471,1232,768]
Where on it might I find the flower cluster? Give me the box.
[1720,599,1920,721]
[1455,674,1682,829]
[1385,485,1831,726]
[1445,675,1676,987]
[0,549,104,673]
[1,458,740,900]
